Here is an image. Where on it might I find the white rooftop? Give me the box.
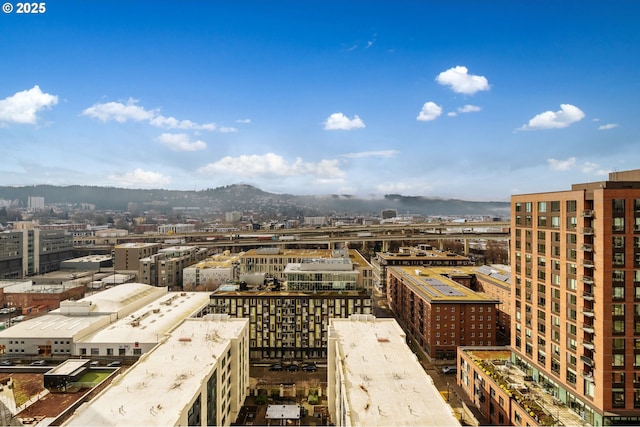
[330,316,460,426]
[65,316,248,426]
[0,312,111,340]
[77,292,211,345]
[53,283,166,314]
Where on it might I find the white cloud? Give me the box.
[149,115,216,131]
[342,150,399,159]
[417,102,442,121]
[519,104,585,131]
[235,118,251,124]
[83,98,223,131]
[157,133,207,151]
[598,123,618,130]
[82,98,155,123]
[198,153,345,179]
[108,168,171,187]
[435,66,490,95]
[582,162,610,175]
[458,104,481,113]
[218,126,238,133]
[447,112,458,117]
[0,85,58,125]
[323,113,365,130]
[548,157,577,171]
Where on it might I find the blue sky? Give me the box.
[1,1,638,201]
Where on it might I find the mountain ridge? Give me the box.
[0,184,510,217]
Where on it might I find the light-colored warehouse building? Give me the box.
[75,291,211,357]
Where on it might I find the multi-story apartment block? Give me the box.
[183,251,241,290]
[239,248,373,291]
[65,315,250,427]
[211,252,372,360]
[210,290,372,360]
[139,246,207,289]
[511,169,640,425]
[372,245,472,293]
[328,315,460,426]
[0,229,73,279]
[386,265,500,362]
[114,242,160,271]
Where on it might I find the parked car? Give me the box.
[90,361,100,367]
[285,364,299,371]
[30,360,46,366]
[107,361,122,367]
[441,365,457,374]
[302,363,317,372]
[0,360,13,366]
[268,363,283,371]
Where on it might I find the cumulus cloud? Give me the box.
[458,104,481,113]
[235,118,251,124]
[149,115,216,131]
[417,102,442,121]
[157,133,207,151]
[436,66,490,95]
[0,85,58,126]
[548,157,577,171]
[342,150,399,159]
[598,123,618,130]
[518,104,585,131]
[108,168,171,187]
[82,98,155,123]
[83,98,221,131]
[197,153,346,179]
[323,113,365,130]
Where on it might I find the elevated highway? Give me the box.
[73,222,510,255]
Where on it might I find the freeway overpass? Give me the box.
[73,222,510,255]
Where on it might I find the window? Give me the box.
[613,304,625,316]
[613,354,625,367]
[614,217,625,232]
[538,201,547,213]
[614,320,626,333]
[614,236,625,248]
[567,200,577,212]
[613,389,625,407]
[614,252,625,266]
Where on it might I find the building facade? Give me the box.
[114,242,160,271]
[139,246,207,289]
[386,265,499,362]
[511,169,640,425]
[0,229,73,279]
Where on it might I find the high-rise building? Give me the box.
[27,196,45,211]
[0,229,73,278]
[511,169,640,425]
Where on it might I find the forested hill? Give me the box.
[0,184,510,217]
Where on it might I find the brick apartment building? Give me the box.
[511,169,640,425]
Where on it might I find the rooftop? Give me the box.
[77,292,211,345]
[65,316,248,426]
[330,316,459,426]
[389,266,500,303]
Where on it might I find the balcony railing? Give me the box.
[581,227,594,235]
[583,292,594,301]
[581,323,595,333]
[582,275,594,284]
[581,244,593,252]
[580,355,594,367]
[581,340,595,350]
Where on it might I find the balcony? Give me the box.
[581,227,594,235]
[581,308,595,317]
[581,323,595,333]
[582,210,594,218]
[581,244,593,252]
[581,260,595,268]
[581,371,595,382]
[582,275,594,284]
[581,340,595,350]
[582,292,594,301]
[580,355,594,367]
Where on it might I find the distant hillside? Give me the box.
[0,184,510,217]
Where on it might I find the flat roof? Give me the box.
[65,316,248,426]
[266,404,301,420]
[0,312,111,339]
[60,283,165,314]
[330,316,459,426]
[77,292,211,345]
[389,266,500,303]
[46,359,89,376]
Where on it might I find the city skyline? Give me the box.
[1,1,638,201]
